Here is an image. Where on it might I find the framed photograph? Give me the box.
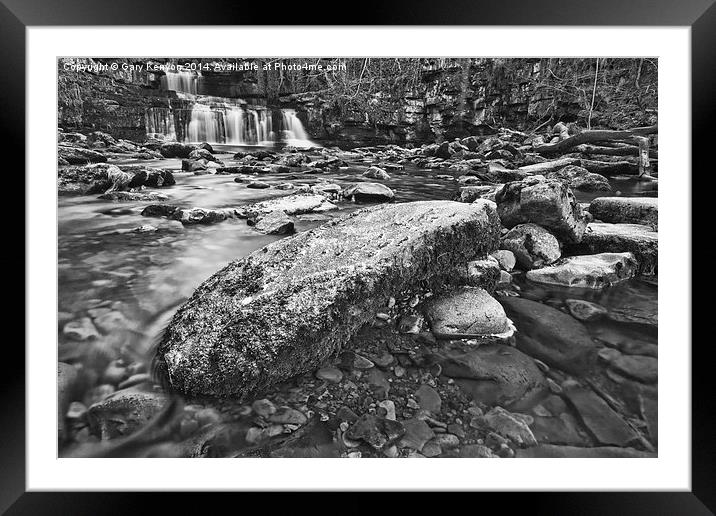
[6,0,710,512]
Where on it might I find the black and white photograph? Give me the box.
[56,56,660,460]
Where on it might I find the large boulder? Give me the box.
[173,207,233,225]
[495,178,588,243]
[155,200,501,398]
[252,211,295,235]
[127,168,176,188]
[343,183,395,202]
[58,163,132,195]
[499,296,597,375]
[589,197,658,229]
[423,286,513,338]
[500,223,561,270]
[563,222,657,274]
[525,252,638,289]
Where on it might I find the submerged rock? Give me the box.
[561,380,639,447]
[495,178,588,243]
[173,207,233,225]
[565,299,607,321]
[500,223,561,270]
[439,344,547,410]
[563,223,657,274]
[589,197,658,229]
[499,296,597,375]
[525,252,638,289]
[86,388,168,440]
[156,200,501,398]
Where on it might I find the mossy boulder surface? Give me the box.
[156,200,501,399]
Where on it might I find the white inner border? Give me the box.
[27,27,691,491]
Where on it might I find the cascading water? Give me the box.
[162,71,199,95]
[149,71,313,146]
[281,109,312,146]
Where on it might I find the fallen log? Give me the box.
[533,125,658,156]
[581,159,640,176]
[574,144,658,159]
[518,157,581,175]
[155,200,501,399]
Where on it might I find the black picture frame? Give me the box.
[4,0,709,513]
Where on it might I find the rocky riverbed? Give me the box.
[57,128,658,458]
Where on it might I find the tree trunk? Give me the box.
[533,125,658,155]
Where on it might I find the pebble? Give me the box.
[565,299,608,322]
[251,399,277,418]
[63,317,100,341]
[383,445,399,458]
[371,351,395,368]
[421,441,442,457]
[378,400,397,420]
[447,423,466,439]
[336,405,359,423]
[101,360,127,385]
[316,367,343,383]
[547,378,563,394]
[431,433,460,450]
[415,384,442,414]
[394,366,406,378]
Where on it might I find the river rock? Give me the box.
[182,159,208,173]
[141,204,179,218]
[126,169,176,188]
[415,385,442,414]
[246,181,270,189]
[58,145,107,165]
[58,163,132,195]
[475,406,537,447]
[86,388,168,440]
[343,182,395,202]
[241,193,336,219]
[500,223,561,270]
[589,197,658,229]
[565,299,607,321]
[564,222,658,274]
[159,142,196,158]
[465,258,500,291]
[252,211,294,235]
[424,286,513,338]
[398,418,435,451]
[607,353,658,383]
[362,166,390,180]
[439,344,548,410]
[173,207,233,225]
[490,250,516,271]
[525,252,638,289]
[495,178,588,243]
[156,200,501,398]
[63,317,100,341]
[346,414,405,450]
[528,394,588,446]
[562,380,639,446]
[546,165,611,192]
[499,296,597,375]
[98,191,169,202]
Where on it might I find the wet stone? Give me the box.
[345,414,405,450]
[415,385,442,414]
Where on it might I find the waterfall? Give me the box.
[162,71,199,94]
[187,104,223,143]
[145,103,314,147]
[145,107,176,140]
[280,109,313,147]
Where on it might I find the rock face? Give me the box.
[564,222,657,274]
[525,252,638,289]
[424,286,513,338]
[495,178,588,243]
[589,197,657,229]
[499,296,597,375]
[500,223,561,270]
[156,200,501,398]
